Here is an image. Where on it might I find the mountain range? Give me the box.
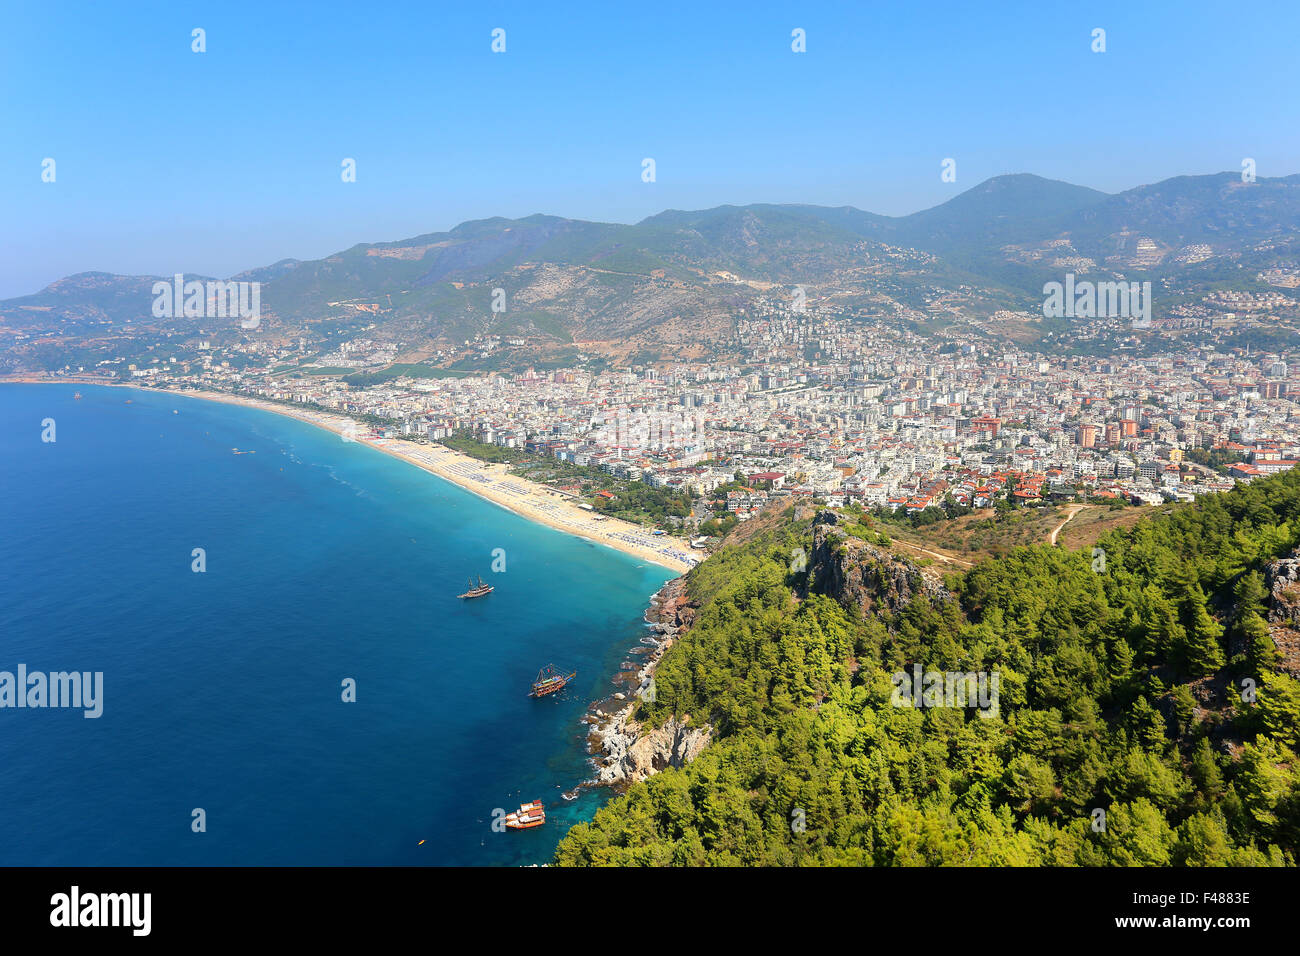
[4,171,1298,366]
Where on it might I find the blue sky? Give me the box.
[2,0,1297,298]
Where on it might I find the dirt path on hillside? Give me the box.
[892,539,975,569]
[1049,505,1086,546]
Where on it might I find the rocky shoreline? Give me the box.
[578,576,712,791]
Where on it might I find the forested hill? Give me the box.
[554,471,1300,866]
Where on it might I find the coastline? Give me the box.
[0,374,676,866]
[4,378,697,575]
[581,575,710,789]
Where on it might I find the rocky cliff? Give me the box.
[591,712,712,786]
[809,510,951,617]
[1266,553,1300,627]
[1265,552,1300,674]
[587,577,712,788]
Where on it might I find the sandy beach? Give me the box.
[367,439,699,574]
[25,381,697,575]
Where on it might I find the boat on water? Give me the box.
[73,392,83,400]
[457,575,493,599]
[504,800,546,830]
[530,664,576,698]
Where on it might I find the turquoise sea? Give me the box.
[0,383,671,865]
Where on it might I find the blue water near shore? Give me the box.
[0,384,671,865]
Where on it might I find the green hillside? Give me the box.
[555,470,1300,866]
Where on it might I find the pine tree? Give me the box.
[1109,636,1135,680]
[1137,584,1184,662]
[1242,610,1279,672]
[1189,737,1224,805]
[1259,672,1300,751]
[1170,684,1196,737]
[1173,566,1225,677]
[1233,570,1278,671]
[1234,570,1269,619]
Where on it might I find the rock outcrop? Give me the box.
[809,510,951,617]
[650,576,698,631]
[1266,554,1300,628]
[592,712,712,786]
[1265,553,1300,674]
[586,576,712,788]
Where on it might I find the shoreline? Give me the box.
[579,576,710,789]
[3,377,696,575]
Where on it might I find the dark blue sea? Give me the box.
[0,383,670,865]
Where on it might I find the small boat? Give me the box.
[458,575,493,599]
[531,664,576,698]
[504,800,546,830]
[73,392,83,400]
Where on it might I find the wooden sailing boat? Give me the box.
[457,575,493,599]
[530,664,576,697]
